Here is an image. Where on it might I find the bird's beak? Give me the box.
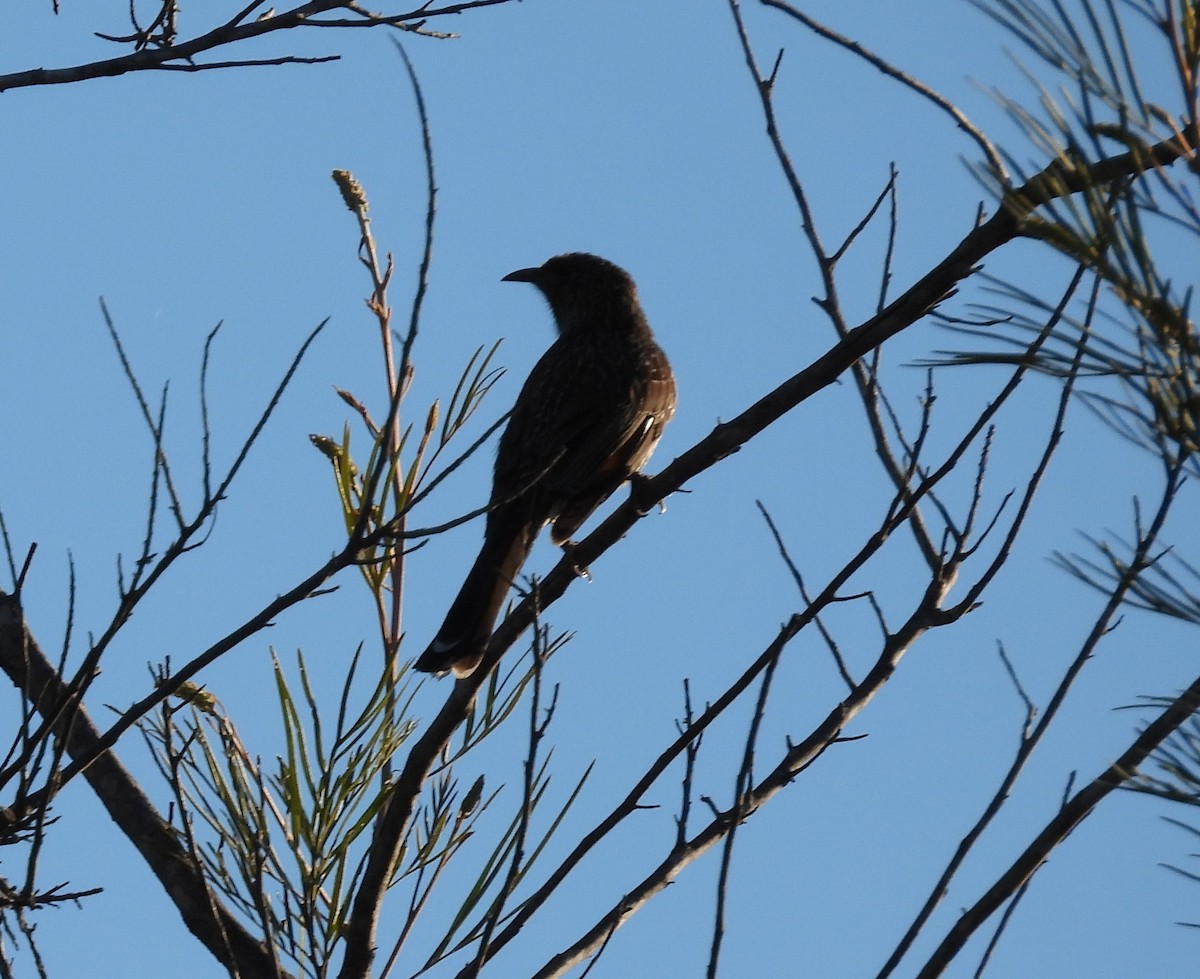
[502,266,541,283]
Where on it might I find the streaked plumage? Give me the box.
[415,253,676,677]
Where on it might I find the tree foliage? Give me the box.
[3,2,1200,977]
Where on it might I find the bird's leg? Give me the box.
[559,540,592,581]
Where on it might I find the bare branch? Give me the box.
[0,0,521,92]
[759,0,1009,182]
[915,666,1200,978]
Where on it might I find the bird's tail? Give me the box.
[414,524,535,677]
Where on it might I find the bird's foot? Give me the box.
[627,472,665,517]
[560,540,592,581]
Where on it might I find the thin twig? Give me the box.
[759,0,1008,181]
[707,653,780,979]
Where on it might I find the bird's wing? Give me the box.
[550,344,676,492]
[496,339,673,499]
[490,338,675,552]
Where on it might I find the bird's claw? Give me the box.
[560,540,592,581]
[627,472,664,517]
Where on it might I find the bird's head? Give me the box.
[503,252,640,335]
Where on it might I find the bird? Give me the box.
[415,252,677,677]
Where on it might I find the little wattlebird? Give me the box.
[415,252,677,677]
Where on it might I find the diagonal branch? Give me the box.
[0,592,288,979]
[915,664,1200,979]
[533,571,960,978]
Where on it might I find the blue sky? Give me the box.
[3,2,1199,977]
